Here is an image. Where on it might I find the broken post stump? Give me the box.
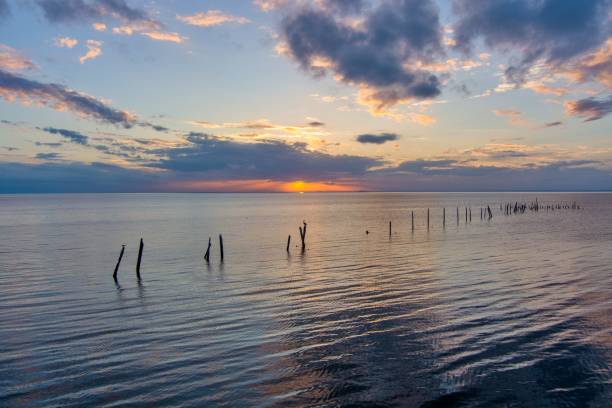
[286,235,291,252]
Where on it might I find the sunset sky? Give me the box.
[0,0,610,192]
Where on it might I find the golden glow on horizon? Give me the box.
[166,179,359,193]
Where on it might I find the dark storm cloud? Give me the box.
[356,133,399,144]
[41,127,89,145]
[324,0,365,14]
[149,133,382,181]
[452,0,611,83]
[281,0,443,108]
[35,152,62,160]
[0,69,136,127]
[36,0,150,23]
[566,95,612,122]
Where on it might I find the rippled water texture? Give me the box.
[1,193,611,407]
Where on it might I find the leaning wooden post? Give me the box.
[219,234,224,261]
[113,244,125,281]
[411,211,414,231]
[204,237,211,262]
[286,235,291,252]
[136,238,143,280]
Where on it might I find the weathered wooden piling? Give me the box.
[136,238,143,280]
[299,221,307,250]
[469,208,472,222]
[443,208,446,227]
[427,208,430,230]
[456,207,459,224]
[113,244,125,280]
[411,211,414,231]
[286,235,291,252]
[465,207,468,223]
[389,221,392,237]
[204,237,211,262]
[219,234,224,261]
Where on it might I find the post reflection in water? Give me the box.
[0,192,610,407]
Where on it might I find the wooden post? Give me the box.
[219,234,224,261]
[465,207,468,223]
[204,237,211,262]
[299,221,307,249]
[427,208,430,230]
[411,211,414,231]
[457,207,459,225]
[469,208,471,222]
[286,235,291,252]
[113,244,125,280]
[443,208,446,228]
[389,221,392,237]
[136,238,143,280]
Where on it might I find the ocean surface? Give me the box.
[0,192,611,407]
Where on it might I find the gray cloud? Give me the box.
[356,132,399,144]
[566,95,612,122]
[0,69,136,127]
[452,0,611,84]
[41,127,89,145]
[281,0,443,109]
[35,152,63,160]
[36,0,150,24]
[35,141,63,147]
[149,132,382,181]
[544,121,563,128]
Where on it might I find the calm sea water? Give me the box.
[0,193,611,407]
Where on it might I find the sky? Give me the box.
[0,0,610,193]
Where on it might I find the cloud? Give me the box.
[363,159,612,191]
[41,127,89,144]
[356,132,399,144]
[544,121,563,128]
[149,132,382,181]
[54,36,79,48]
[35,152,63,160]
[140,31,185,43]
[565,95,612,122]
[0,45,35,72]
[36,0,150,24]
[178,10,251,27]
[79,40,102,63]
[254,0,288,12]
[279,0,443,113]
[190,118,326,134]
[452,0,611,85]
[0,69,136,127]
[0,0,9,18]
[92,22,107,31]
[111,21,186,43]
[493,109,536,128]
